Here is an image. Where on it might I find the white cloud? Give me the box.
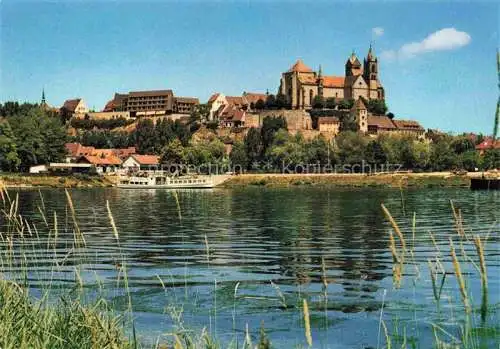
[372,27,384,37]
[380,27,471,60]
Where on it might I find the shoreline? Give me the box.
[222,172,472,188]
[0,172,476,189]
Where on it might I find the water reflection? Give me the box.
[2,187,499,348]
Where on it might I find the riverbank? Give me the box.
[0,172,488,189]
[222,172,472,188]
[0,174,114,188]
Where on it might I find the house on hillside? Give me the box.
[77,155,122,174]
[367,115,397,135]
[122,155,160,171]
[318,117,340,134]
[207,93,227,121]
[60,98,89,120]
[219,106,246,128]
[392,120,425,138]
[65,143,136,162]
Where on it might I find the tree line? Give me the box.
[1,102,498,173]
[0,104,67,172]
[228,119,499,172]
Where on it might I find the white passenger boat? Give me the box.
[117,173,228,189]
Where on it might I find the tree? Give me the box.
[255,99,266,111]
[387,112,395,120]
[325,97,336,109]
[337,100,350,110]
[335,131,367,167]
[266,130,306,170]
[244,127,262,169]
[265,94,277,110]
[229,141,248,172]
[481,149,500,170]
[8,108,67,171]
[275,93,288,109]
[339,113,357,132]
[261,116,287,154]
[460,150,480,171]
[133,119,157,154]
[450,136,475,154]
[160,139,185,164]
[365,139,387,165]
[366,99,388,115]
[312,95,325,109]
[306,135,333,165]
[0,121,21,171]
[429,139,459,171]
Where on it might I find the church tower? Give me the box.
[41,89,46,106]
[318,64,324,98]
[345,51,362,77]
[363,44,378,82]
[363,44,382,99]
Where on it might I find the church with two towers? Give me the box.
[279,45,385,109]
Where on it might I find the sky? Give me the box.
[1,0,498,134]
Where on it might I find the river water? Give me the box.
[2,187,499,348]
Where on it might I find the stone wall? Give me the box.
[257,110,312,131]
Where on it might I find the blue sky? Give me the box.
[1,1,498,134]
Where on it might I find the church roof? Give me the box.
[323,76,344,88]
[367,45,376,60]
[298,75,317,85]
[346,52,362,67]
[288,59,313,73]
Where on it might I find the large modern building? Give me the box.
[279,45,385,109]
[104,89,199,115]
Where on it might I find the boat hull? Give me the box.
[116,183,215,189]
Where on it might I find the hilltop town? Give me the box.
[0,46,498,176]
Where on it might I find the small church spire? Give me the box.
[41,89,46,105]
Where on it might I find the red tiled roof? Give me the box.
[62,99,81,112]
[65,143,136,160]
[226,96,246,106]
[103,99,115,112]
[131,155,160,165]
[323,76,345,88]
[112,147,136,159]
[208,93,220,103]
[392,119,424,131]
[476,140,500,150]
[298,75,317,85]
[288,59,313,73]
[368,115,396,129]
[80,155,122,166]
[65,143,95,157]
[243,92,267,105]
